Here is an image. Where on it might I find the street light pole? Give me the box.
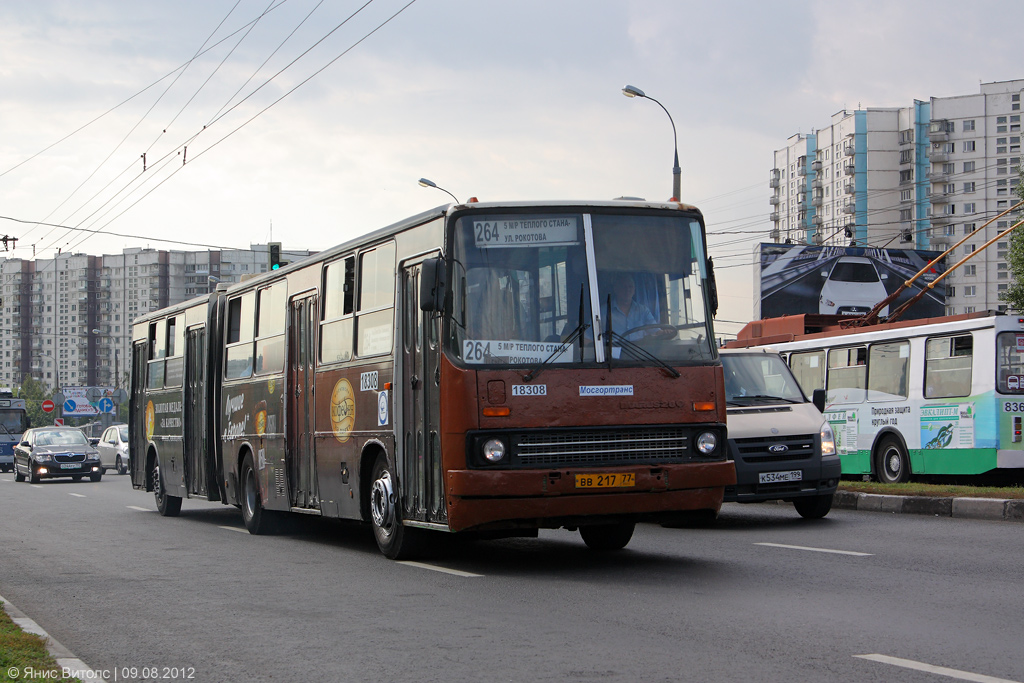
[622,85,681,201]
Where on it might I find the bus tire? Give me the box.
[794,494,833,519]
[240,454,278,535]
[369,453,423,560]
[579,521,635,551]
[152,455,182,517]
[876,435,910,484]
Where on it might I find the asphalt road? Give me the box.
[1,473,1021,683]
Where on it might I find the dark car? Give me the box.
[14,427,103,483]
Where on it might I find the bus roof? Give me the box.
[727,310,1008,349]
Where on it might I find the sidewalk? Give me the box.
[833,490,1024,522]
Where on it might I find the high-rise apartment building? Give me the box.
[770,79,1023,316]
[1,244,313,391]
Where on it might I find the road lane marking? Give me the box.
[219,525,249,534]
[126,505,150,512]
[855,654,1021,683]
[69,493,86,498]
[755,542,873,557]
[397,561,483,577]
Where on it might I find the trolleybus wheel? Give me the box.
[793,494,833,519]
[152,456,182,517]
[369,453,423,560]
[876,436,910,484]
[579,521,635,551]
[240,454,278,534]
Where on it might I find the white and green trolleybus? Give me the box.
[731,311,1024,483]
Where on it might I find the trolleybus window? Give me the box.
[997,331,1024,393]
[321,256,355,364]
[925,334,973,399]
[255,282,286,375]
[827,346,866,404]
[790,350,825,393]
[147,319,166,389]
[164,316,185,388]
[356,243,396,357]
[867,341,909,402]
[225,291,255,380]
[450,212,714,365]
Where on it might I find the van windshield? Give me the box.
[722,353,806,404]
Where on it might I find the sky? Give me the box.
[1,0,1022,337]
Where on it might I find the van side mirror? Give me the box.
[812,388,826,413]
[419,257,447,312]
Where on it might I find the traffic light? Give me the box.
[268,242,282,270]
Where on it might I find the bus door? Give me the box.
[401,260,446,524]
[287,293,319,510]
[129,340,149,488]
[184,326,208,497]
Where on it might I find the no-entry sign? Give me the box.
[41,399,55,413]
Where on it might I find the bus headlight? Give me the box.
[820,421,836,457]
[695,432,718,455]
[483,438,506,463]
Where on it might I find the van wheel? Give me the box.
[876,436,910,484]
[369,453,423,559]
[794,494,833,519]
[241,454,279,534]
[580,522,635,551]
[152,456,182,517]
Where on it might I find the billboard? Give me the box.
[59,386,117,417]
[755,244,947,321]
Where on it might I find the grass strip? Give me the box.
[0,602,80,682]
[839,481,1024,499]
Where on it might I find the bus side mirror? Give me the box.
[812,388,826,413]
[706,257,719,317]
[419,257,447,312]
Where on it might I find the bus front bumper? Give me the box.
[444,461,735,532]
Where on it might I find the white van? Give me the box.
[719,348,840,518]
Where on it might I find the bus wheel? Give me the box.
[876,436,910,484]
[579,522,635,551]
[240,454,277,534]
[794,494,833,519]
[369,453,422,560]
[152,456,182,517]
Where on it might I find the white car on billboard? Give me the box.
[818,256,888,316]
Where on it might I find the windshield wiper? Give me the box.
[607,330,681,378]
[738,394,802,404]
[523,285,589,382]
[0,424,11,435]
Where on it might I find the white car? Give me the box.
[97,424,130,475]
[818,256,889,316]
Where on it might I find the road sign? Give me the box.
[98,397,114,414]
[63,399,77,413]
[113,389,128,404]
[41,399,55,413]
[54,418,64,426]
[87,387,103,401]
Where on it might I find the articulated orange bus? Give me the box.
[129,200,734,558]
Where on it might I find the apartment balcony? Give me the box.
[843,163,855,176]
[928,121,949,142]
[812,215,823,226]
[812,160,823,171]
[927,169,949,181]
[931,214,952,226]
[798,166,807,177]
[844,146,854,157]
[930,150,949,163]
[770,212,780,222]
[930,234,951,248]
[770,176,780,189]
[770,195,780,206]
[812,195,824,207]
[812,178,823,189]
[930,192,951,205]
[797,181,807,194]
[844,183,855,195]
[843,202,856,215]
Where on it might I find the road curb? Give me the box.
[0,591,106,683]
[833,491,1023,522]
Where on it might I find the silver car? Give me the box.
[97,424,130,475]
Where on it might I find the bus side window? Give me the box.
[255,282,286,375]
[322,256,354,364]
[356,243,396,357]
[225,292,255,380]
[164,316,185,388]
[925,334,973,399]
[827,346,867,404]
[789,350,825,395]
[147,319,166,390]
[867,341,909,401]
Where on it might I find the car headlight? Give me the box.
[820,421,836,457]
[695,432,718,455]
[33,453,51,462]
[483,438,506,463]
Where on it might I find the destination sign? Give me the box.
[472,216,578,248]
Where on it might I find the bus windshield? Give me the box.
[450,211,714,366]
[0,409,29,433]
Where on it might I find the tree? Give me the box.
[1003,166,1024,312]
[16,375,51,429]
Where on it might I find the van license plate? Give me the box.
[575,473,635,489]
[759,470,802,484]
